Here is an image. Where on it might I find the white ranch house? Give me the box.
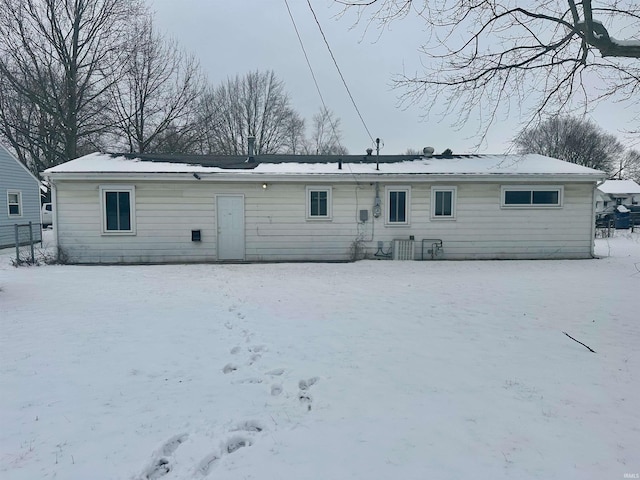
[43,151,605,263]
[595,179,640,213]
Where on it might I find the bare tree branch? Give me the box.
[108,14,205,154]
[308,107,348,155]
[336,0,640,143]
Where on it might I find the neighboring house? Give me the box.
[0,143,42,249]
[42,151,605,263]
[595,179,640,213]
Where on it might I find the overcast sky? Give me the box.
[148,0,637,155]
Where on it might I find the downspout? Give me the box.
[44,174,60,256]
[591,179,606,257]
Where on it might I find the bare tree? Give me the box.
[336,1,640,141]
[611,149,640,182]
[198,70,302,155]
[0,0,142,172]
[282,113,307,154]
[109,15,205,154]
[513,116,623,172]
[0,73,55,174]
[308,107,348,155]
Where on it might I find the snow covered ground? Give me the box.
[1,231,639,479]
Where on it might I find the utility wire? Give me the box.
[283,0,343,150]
[305,0,375,145]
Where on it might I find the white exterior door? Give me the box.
[217,195,245,260]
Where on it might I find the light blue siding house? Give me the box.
[0,143,42,248]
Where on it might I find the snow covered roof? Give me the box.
[44,152,605,179]
[598,179,640,195]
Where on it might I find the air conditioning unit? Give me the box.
[393,239,415,260]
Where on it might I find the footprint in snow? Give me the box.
[298,377,319,411]
[230,346,242,355]
[196,432,257,477]
[298,377,319,391]
[232,377,263,385]
[196,453,219,476]
[160,433,188,456]
[232,419,265,433]
[225,435,252,454]
[271,384,283,396]
[222,363,238,374]
[298,391,312,404]
[265,368,285,376]
[248,353,261,365]
[143,458,171,480]
[141,433,188,479]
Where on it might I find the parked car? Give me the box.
[41,203,52,227]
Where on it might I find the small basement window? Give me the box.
[7,191,22,217]
[306,186,332,220]
[100,185,136,234]
[501,186,562,208]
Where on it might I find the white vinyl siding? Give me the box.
[501,186,563,208]
[306,186,332,220]
[99,185,136,235]
[53,180,596,263]
[423,183,589,259]
[431,186,456,219]
[7,191,22,217]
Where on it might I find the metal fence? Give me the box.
[595,213,640,237]
[0,222,43,265]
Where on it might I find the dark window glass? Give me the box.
[532,190,559,204]
[105,191,131,230]
[389,191,406,222]
[310,191,328,216]
[435,190,453,216]
[504,190,532,204]
[118,192,130,230]
[8,193,20,215]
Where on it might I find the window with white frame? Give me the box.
[386,186,410,225]
[7,191,22,217]
[306,186,332,220]
[431,186,456,219]
[501,186,563,207]
[100,185,136,234]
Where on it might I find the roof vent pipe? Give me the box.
[423,146,435,157]
[248,136,256,157]
[338,159,342,170]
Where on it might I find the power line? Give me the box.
[283,0,343,149]
[305,0,375,145]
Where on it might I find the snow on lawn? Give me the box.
[1,233,639,480]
